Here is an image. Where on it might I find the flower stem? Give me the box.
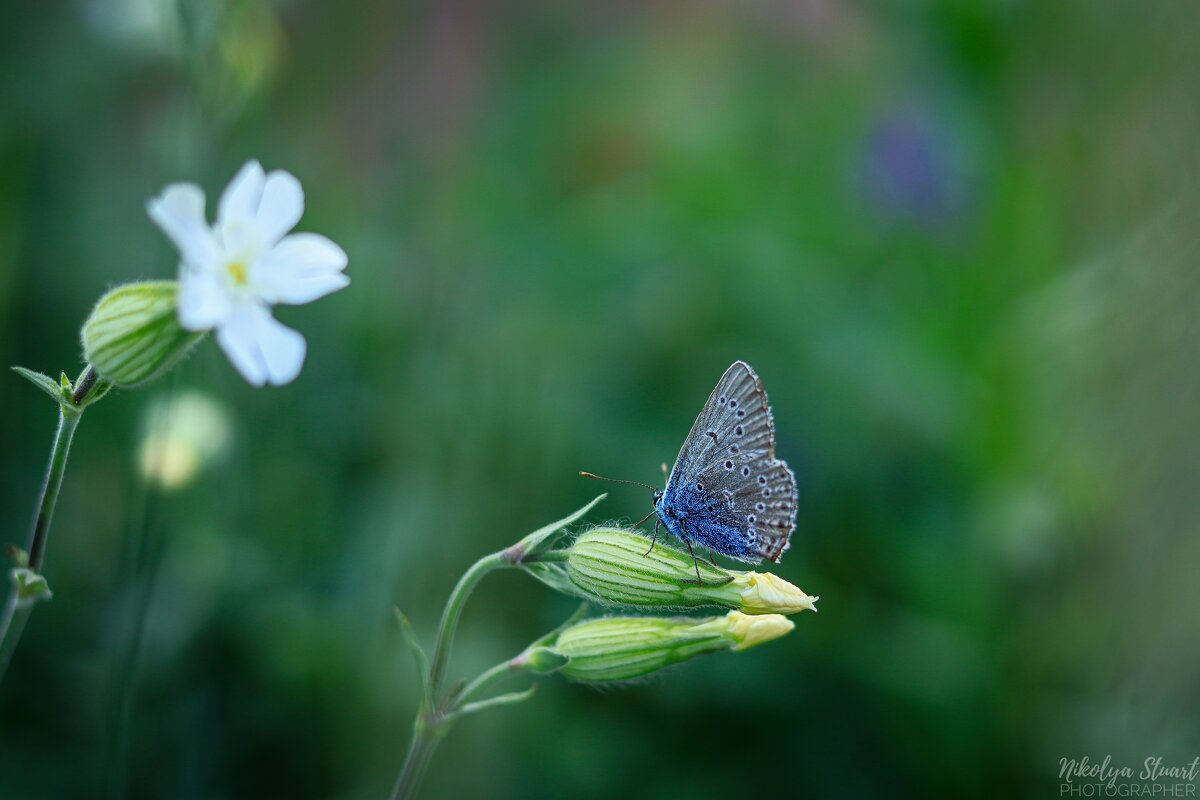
[427,552,507,694]
[0,407,81,683]
[27,409,80,571]
[454,659,514,706]
[392,551,510,799]
[391,712,445,800]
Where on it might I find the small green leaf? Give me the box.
[11,568,52,607]
[80,380,111,408]
[394,607,432,709]
[12,367,68,405]
[504,494,606,563]
[510,603,588,675]
[450,684,537,720]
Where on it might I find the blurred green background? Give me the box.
[3,1,1200,797]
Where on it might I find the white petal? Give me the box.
[215,304,306,387]
[255,170,304,246]
[177,266,232,330]
[147,183,218,267]
[251,233,349,305]
[217,161,265,231]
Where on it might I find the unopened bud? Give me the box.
[565,529,818,615]
[542,610,793,683]
[81,281,203,387]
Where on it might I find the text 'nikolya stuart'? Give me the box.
[1059,755,1200,796]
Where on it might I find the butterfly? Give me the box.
[584,361,797,584]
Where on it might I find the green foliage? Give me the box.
[3,1,1200,798]
[11,367,65,405]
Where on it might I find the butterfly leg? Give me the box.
[707,550,719,569]
[682,538,704,585]
[681,537,734,587]
[681,537,733,586]
[632,509,656,528]
[643,518,660,557]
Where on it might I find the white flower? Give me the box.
[147,160,348,386]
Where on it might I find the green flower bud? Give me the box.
[565,529,818,615]
[81,281,204,387]
[543,611,793,683]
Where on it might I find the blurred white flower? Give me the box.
[147,161,348,386]
[138,391,232,490]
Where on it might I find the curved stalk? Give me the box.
[453,659,515,706]
[391,713,444,800]
[389,509,591,800]
[391,551,512,800]
[427,552,507,694]
[0,407,81,683]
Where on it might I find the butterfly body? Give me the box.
[654,361,797,565]
[654,484,762,562]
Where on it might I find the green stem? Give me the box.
[391,712,445,800]
[27,409,80,570]
[427,552,508,695]
[391,551,510,799]
[0,601,31,685]
[454,659,514,706]
[0,407,81,683]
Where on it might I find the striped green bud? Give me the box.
[81,281,203,387]
[535,611,793,683]
[565,529,818,615]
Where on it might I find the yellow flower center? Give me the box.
[227,261,248,286]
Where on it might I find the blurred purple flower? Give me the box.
[860,110,970,229]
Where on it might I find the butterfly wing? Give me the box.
[666,361,797,562]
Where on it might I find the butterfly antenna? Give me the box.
[579,472,657,493]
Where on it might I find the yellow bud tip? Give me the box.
[733,571,819,615]
[723,611,794,651]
